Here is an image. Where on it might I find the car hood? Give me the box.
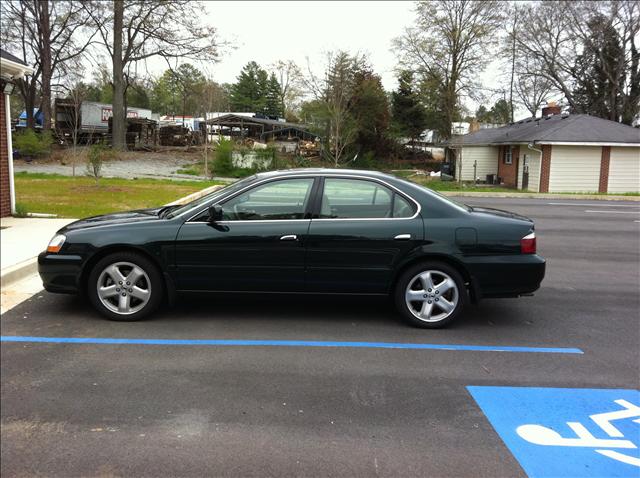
[470,206,533,224]
[60,208,163,232]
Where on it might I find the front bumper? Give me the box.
[464,254,546,299]
[38,252,84,294]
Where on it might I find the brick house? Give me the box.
[447,107,640,193]
[1,49,33,217]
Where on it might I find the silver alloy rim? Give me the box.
[405,270,459,323]
[96,261,151,315]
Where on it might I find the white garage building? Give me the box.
[448,113,640,193]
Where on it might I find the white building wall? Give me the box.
[608,147,640,193]
[549,146,601,193]
[458,146,499,181]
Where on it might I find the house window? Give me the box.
[504,147,513,165]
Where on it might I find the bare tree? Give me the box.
[84,0,220,150]
[568,0,639,123]
[269,60,303,117]
[303,51,363,166]
[393,0,504,138]
[514,60,554,118]
[514,2,587,112]
[0,0,96,130]
[514,0,639,123]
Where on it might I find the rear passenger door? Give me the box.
[305,177,423,294]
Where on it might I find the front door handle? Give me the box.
[280,234,298,241]
[394,234,411,241]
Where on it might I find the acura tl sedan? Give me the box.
[39,169,545,328]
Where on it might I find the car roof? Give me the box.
[255,168,398,180]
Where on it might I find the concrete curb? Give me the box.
[165,184,225,206]
[440,191,640,201]
[1,257,38,289]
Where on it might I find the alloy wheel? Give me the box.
[96,261,152,315]
[404,270,459,323]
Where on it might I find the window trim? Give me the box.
[185,174,421,223]
[504,147,513,165]
[189,176,318,223]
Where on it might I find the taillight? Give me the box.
[520,232,536,254]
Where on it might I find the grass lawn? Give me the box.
[15,172,223,218]
[396,172,514,193]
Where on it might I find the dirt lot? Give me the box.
[14,147,218,181]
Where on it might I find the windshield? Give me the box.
[166,175,257,219]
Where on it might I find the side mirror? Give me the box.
[208,204,223,222]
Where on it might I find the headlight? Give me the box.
[47,234,66,253]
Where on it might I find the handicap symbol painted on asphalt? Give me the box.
[467,387,640,477]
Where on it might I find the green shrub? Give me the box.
[14,202,28,217]
[13,130,53,157]
[86,144,115,184]
[353,151,376,169]
[213,138,234,176]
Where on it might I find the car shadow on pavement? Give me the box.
[1,290,542,334]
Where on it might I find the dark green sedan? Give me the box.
[38,169,545,328]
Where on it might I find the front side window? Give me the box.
[319,178,414,219]
[221,178,314,221]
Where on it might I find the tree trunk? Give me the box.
[112,0,126,150]
[39,0,52,131]
[25,85,35,129]
[509,13,517,123]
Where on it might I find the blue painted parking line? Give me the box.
[0,335,583,353]
[468,386,640,477]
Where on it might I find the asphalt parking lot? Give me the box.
[2,197,639,477]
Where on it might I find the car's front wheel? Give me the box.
[394,262,468,328]
[88,252,163,321]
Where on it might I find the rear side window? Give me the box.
[319,178,415,219]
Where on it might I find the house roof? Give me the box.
[450,114,640,147]
[0,49,27,65]
[206,113,305,129]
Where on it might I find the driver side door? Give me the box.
[174,177,317,292]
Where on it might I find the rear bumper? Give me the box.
[38,252,83,294]
[464,254,546,299]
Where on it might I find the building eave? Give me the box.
[535,141,640,147]
[0,58,34,80]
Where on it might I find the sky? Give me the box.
[197,1,417,90]
[127,0,527,118]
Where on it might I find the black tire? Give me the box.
[87,251,163,321]
[394,261,468,328]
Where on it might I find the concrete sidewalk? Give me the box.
[441,190,640,201]
[1,217,76,288]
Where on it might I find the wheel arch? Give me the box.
[391,253,480,303]
[79,245,175,303]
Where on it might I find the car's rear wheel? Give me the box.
[394,262,467,328]
[88,252,162,321]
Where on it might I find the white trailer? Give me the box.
[79,101,152,133]
[54,99,153,142]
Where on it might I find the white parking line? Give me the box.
[584,210,640,214]
[548,203,640,208]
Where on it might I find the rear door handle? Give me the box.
[280,234,298,241]
[394,234,411,241]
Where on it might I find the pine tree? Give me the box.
[230,61,269,112]
[391,71,428,144]
[264,73,283,117]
